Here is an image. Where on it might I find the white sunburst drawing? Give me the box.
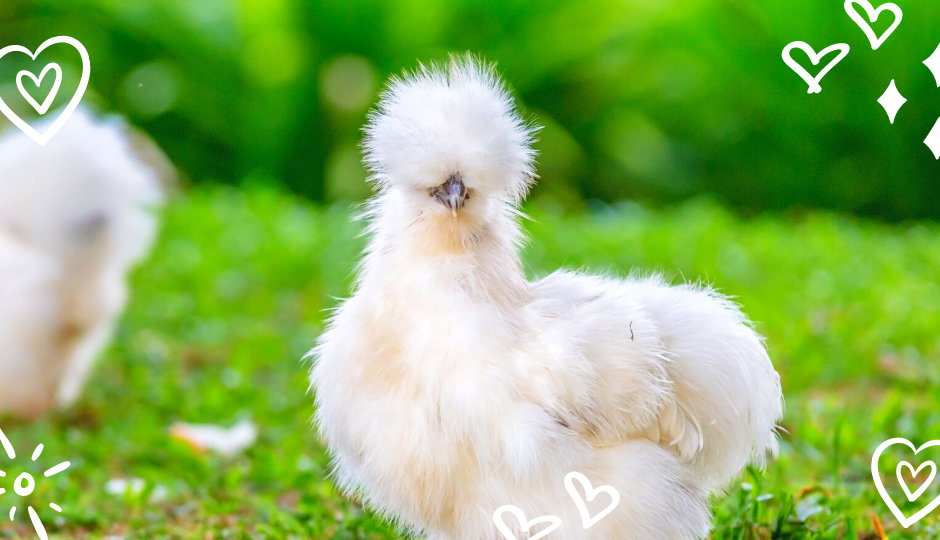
[0,427,70,540]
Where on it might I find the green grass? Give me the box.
[2,185,939,538]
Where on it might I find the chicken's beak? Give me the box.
[434,174,468,217]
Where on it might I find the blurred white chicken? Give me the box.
[311,57,783,540]
[0,108,165,417]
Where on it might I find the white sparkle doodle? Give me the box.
[925,42,940,87]
[877,79,906,124]
[0,427,71,540]
[923,42,940,159]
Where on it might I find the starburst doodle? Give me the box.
[0,428,70,540]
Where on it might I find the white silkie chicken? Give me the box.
[310,57,783,540]
[0,108,164,417]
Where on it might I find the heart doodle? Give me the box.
[782,42,851,94]
[897,460,936,502]
[0,36,90,146]
[492,505,561,540]
[844,0,902,50]
[872,438,940,528]
[564,472,620,529]
[16,62,62,115]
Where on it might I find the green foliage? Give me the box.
[1,0,938,218]
[0,186,938,537]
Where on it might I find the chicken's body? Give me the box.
[311,58,782,540]
[0,109,164,416]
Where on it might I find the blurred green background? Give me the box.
[1,0,938,219]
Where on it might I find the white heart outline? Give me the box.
[872,438,940,528]
[782,42,850,94]
[897,461,936,502]
[16,62,62,115]
[0,36,90,146]
[492,505,561,540]
[564,471,620,529]
[844,0,903,50]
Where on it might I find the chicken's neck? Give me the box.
[360,202,531,311]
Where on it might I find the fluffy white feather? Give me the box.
[311,57,783,540]
[0,108,164,416]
